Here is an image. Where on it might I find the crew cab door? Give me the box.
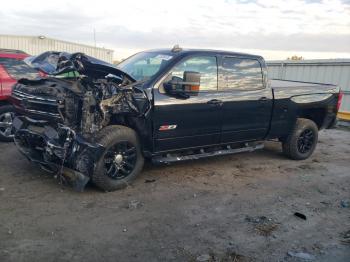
[153,55,221,152]
[218,56,273,143]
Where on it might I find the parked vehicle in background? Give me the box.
[0,49,43,141]
[11,48,343,191]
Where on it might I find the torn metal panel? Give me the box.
[24,51,134,83]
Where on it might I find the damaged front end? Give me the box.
[11,52,151,191]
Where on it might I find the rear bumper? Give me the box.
[13,116,104,191]
[322,112,338,129]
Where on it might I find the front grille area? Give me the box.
[12,90,61,118]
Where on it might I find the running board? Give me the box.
[152,143,264,164]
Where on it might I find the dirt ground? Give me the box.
[0,128,349,262]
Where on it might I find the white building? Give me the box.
[0,34,113,63]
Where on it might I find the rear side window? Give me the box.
[0,58,39,80]
[220,57,263,91]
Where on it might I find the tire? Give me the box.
[0,105,15,142]
[92,125,144,191]
[282,118,318,160]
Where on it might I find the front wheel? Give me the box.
[92,125,144,191]
[282,118,318,160]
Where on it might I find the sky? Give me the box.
[1,0,350,60]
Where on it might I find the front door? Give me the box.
[153,55,222,152]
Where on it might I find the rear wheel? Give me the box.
[282,118,318,160]
[0,105,15,142]
[92,125,144,191]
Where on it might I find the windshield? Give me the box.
[117,52,173,81]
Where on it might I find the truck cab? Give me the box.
[149,50,272,152]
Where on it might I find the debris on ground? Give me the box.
[195,249,251,262]
[145,179,156,183]
[320,201,331,206]
[340,200,349,208]
[245,215,279,236]
[340,230,350,245]
[294,212,307,220]
[127,200,142,210]
[255,223,279,237]
[287,251,315,260]
[222,250,250,262]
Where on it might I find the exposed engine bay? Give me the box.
[11,52,151,190]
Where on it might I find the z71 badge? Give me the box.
[159,125,177,131]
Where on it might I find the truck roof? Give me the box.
[143,48,263,60]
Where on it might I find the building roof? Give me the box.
[0,34,113,53]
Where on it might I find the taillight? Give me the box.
[337,90,343,111]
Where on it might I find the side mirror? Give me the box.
[183,71,200,95]
[164,71,200,98]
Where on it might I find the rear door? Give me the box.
[218,56,273,143]
[153,55,222,152]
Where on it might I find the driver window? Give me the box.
[161,56,218,92]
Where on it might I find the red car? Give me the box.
[0,49,43,141]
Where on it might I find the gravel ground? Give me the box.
[0,128,349,262]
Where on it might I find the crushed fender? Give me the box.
[11,52,151,191]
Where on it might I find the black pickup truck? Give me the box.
[10,48,342,191]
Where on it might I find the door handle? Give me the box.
[207,99,223,106]
[259,96,269,102]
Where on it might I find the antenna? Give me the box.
[171,44,182,52]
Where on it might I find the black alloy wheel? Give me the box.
[103,141,137,180]
[282,118,318,160]
[297,129,315,154]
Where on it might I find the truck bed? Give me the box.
[267,79,339,140]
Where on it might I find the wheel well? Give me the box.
[297,108,326,129]
[108,115,149,150]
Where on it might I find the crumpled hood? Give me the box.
[12,51,151,131]
[24,51,136,83]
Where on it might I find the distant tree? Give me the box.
[287,55,304,60]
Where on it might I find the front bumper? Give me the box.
[13,116,104,191]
